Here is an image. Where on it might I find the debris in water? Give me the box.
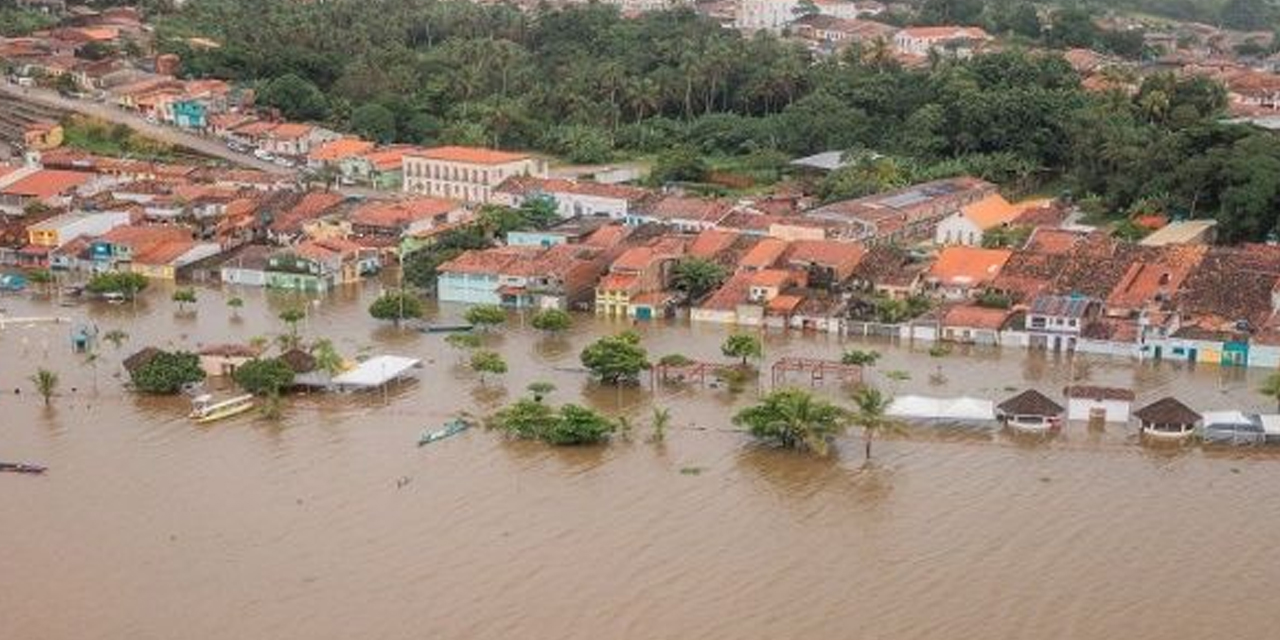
[680,466,705,476]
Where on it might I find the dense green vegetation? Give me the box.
[487,398,616,445]
[368,291,425,324]
[61,116,177,161]
[581,331,651,385]
[130,351,205,394]
[86,271,149,298]
[233,358,297,395]
[0,7,58,37]
[149,1,1280,241]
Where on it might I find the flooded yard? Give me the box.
[2,280,1279,640]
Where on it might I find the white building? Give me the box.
[402,146,547,204]
[894,26,991,58]
[1064,386,1135,424]
[492,175,652,220]
[735,0,862,33]
[26,210,131,248]
[934,193,1019,246]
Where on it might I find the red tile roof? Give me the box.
[408,145,531,165]
[308,137,375,163]
[1,170,93,199]
[688,228,739,259]
[929,246,1012,287]
[941,304,1012,330]
[270,192,345,233]
[349,197,459,229]
[739,238,789,270]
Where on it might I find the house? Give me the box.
[306,137,376,170]
[782,239,865,291]
[347,197,466,241]
[340,145,417,190]
[939,304,1011,345]
[734,0,862,33]
[933,193,1020,246]
[926,246,1012,299]
[219,244,274,287]
[1026,295,1099,352]
[737,237,790,272]
[131,239,220,280]
[89,224,190,273]
[23,121,63,150]
[1134,397,1202,441]
[893,26,990,58]
[1064,386,1134,424]
[804,176,996,243]
[0,169,96,211]
[437,244,606,309]
[1138,219,1219,246]
[492,175,653,220]
[790,16,898,54]
[198,344,262,377]
[26,209,130,248]
[402,146,547,204]
[507,216,613,248]
[267,191,347,243]
[849,245,925,299]
[595,238,685,319]
[266,238,373,292]
[259,123,338,159]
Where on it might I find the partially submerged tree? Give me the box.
[530,308,572,333]
[849,385,904,461]
[488,399,616,445]
[227,296,244,320]
[1261,372,1280,412]
[721,333,763,367]
[310,339,345,376]
[278,308,305,349]
[581,331,651,385]
[368,291,425,325]
[841,349,881,367]
[29,368,58,406]
[130,351,205,395]
[527,381,556,402]
[102,329,129,350]
[650,407,671,444]
[233,358,297,396]
[465,304,507,331]
[86,272,148,299]
[172,287,197,313]
[469,349,508,385]
[733,388,847,456]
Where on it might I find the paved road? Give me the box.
[0,82,292,175]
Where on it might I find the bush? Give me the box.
[530,308,572,333]
[233,358,297,396]
[465,304,507,329]
[488,398,615,445]
[369,291,425,323]
[581,331,650,385]
[131,351,205,394]
[86,272,148,298]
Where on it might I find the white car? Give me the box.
[253,149,274,161]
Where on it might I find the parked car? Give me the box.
[253,149,274,161]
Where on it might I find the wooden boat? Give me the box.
[418,419,470,447]
[418,323,474,334]
[189,393,256,424]
[0,462,47,474]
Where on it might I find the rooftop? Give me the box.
[408,145,532,165]
[1134,397,1202,425]
[960,193,1019,230]
[928,246,1012,286]
[308,138,376,163]
[1,170,93,199]
[997,389,1065,417]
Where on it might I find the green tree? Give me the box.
[26,269,53,295]
[29,368,58,406]
[279,308,305,348]
[527,380,556,402]
[1261,372,1280,412]
[721,333,763,367]
[733,388,848,456]
[850,385,903,461]
[487,398,615,445]
[86,272,148,299]
[670,257,728,301]
[530,308,572,333]
[172,287,197,313]
[103,329,129,350]
[469,349,508,385]
[227,296,244,320]
[310,339,345,376]
[258,73,330,121]
[581,331,651,385]
[650,406,671,443]
[368,291,424,325]
[465,304,507,331]
[650,146,709,184]
[233,358,297,396]
[841,349,881,367]
[130,351,205,395]
[445,332,483,352]
[351,103,397,143]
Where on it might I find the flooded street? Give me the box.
[3,280,1280,640]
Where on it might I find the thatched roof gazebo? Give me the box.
[1134,397,1201,441]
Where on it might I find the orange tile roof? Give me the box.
[767,294,804,313]
[785,240,865,272]
[99,225,190,246]
[308,138,375,163]
[270,192,345,233]
[750,268,794,288]
[268,123,314,140]
[928,246,1012,286]
[739,238,789,270]
[349,197,459,229]
[612,247,655,272]
[688,228,739,259]
[132,240,195,265]
[360,145,421,171]
[941,304,1011,330]
[960,194,1019,229]
[1025,228,1085,255]
[409,145,531,165]
[585,225,627,248]
[599,273,641,292]
[1,170,93,199]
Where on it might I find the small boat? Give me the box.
[0,462,47,474]
[418,323,474,334]
[418,419,471,447]
[189,393,256,424]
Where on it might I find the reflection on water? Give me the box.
[3,282,1280,640]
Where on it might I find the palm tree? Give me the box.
[849,385,904,461]
[733,388,847,456]
[102,329,129,350]
[1261,372,1280,412]
[310,339,345,375]
[279,308,305,349]
[650,407,671,443]
[30,368,58,406]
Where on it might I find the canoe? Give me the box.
[418,419,471,447]
[0,462,47,474]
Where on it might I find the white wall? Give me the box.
[1067,398,1131,423]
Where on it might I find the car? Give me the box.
[253,149,275,161]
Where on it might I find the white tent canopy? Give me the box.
[331,355,422,389]
[887,395,995,422]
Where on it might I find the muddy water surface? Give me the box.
[2,281,1279,640]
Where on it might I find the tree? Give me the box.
[172,287,197,313]
[227,296,244,320]
[130,351,205,395]
[469,349,508,385]
[86,272,148,299]
[279,308,305,348]
[849,385,904,461]
[103,329,129,350]
[581,331,651,385]
[29,368,58,406]
[842,349,881,367]
[670,257,728,302]
[488,399,616,445]
[527,381,556,402]
[445,332,483,354]
[465,304,506,330]
[351,103,398,143]
[792,0,819,17]
[530,308,572,333]
[310,339,345,375]
[650,406,671,443]
[721,333,763,367]
[369,291,424,325]
[258,73,330,121]
[1260,372,1280,412]
[26,269,53,295]
[650,145,709,184]
[733,388,848,456]
[234,358,297,396]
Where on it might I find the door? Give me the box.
[635,306,652,321]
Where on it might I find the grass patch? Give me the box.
[61,115,179,161]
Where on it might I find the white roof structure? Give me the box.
[331,355,421,389]
[1259,415,1280,437]
[887,395,995,422]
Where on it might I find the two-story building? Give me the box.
[492,175,653,220]
[1026,294,1100,352]
[26,209,131,248]
[402,146,547,204]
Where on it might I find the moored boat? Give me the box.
[418,323,475,334]
[0,462,47,474]
[189,393,256,424]
[418,419,471,447]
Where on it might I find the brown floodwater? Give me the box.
[2,279,1280,640]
